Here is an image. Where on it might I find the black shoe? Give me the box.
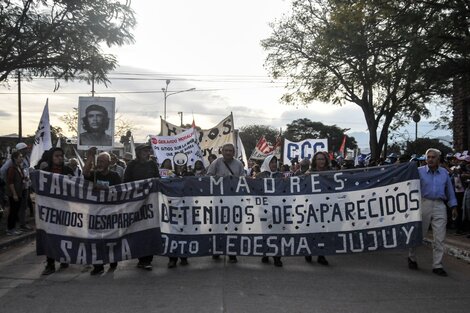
[432,268,448,277]
[144,263,153,271]
[408,257,418,270]
[109,263,118,270]
[317,256,329,266]
[273,257,283,267]
[180,258,188,266]
[168,259,177,269]
[305,256,313,263]
[228,256,238,263]
[90,265,104,276]
[59,263,69,269]
[261,256,269,264]
[137,261,144,268]
[41,266,55,276]
[212,255,220,260]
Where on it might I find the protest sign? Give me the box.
[150,127,203,168]
[283,138,328,165]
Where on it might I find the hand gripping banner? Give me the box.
[31,162,422,263]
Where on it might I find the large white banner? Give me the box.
[150,128,203,167]
[283,138,328,165]
[31,163,423,261]
[161,114,234,163]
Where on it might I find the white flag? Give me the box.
[30,100,52,168]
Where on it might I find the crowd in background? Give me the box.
[0,142,470,276]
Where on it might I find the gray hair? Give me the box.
[97,152,111,162]
[425,148,441,157]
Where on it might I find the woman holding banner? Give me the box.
[307,151,330,266]
[41,148,75,275]
[257,155,283,267]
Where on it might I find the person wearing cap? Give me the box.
[408,148,458,277]
[123,143,160,270]
[79,104,112,146]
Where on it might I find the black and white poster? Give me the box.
[77,97,115,150]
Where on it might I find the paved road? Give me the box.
[0,242,469,313]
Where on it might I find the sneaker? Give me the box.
[90,265,104,276]
[109,263,118,270]
[144,263,153,271]
[212,255,221,260]
[228,256,238,263]
[42,266,56,276]
[273,257,283,267]
[6,230,14,236]
[59,263,69,269]
[261,256,269,264]
[20,225,33,231]
[180,258,188,266]
[137,261,144,268]
[305,256,313,263]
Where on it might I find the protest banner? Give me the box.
[283,138,328,165]
[161,114,234,162]
[31,173,162,264]
[31,162,422,262]
[150,127,203,168]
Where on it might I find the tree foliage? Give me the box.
[0,0,135,84]
[284,118,357,152]
[262,0,448,160]
[405,138,452,156]
[239,125,279,158]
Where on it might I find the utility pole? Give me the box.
[178,112,183,126]
[17,71,22,141]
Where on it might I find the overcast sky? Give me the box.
[0,0,449,150]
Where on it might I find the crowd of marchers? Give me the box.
[0,142,469,278]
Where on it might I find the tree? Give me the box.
[239,125,279,158]
[262,0,440,161]
[405,138,452,157]
[0,0,135,84]
[284,118,357,153]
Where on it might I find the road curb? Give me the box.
[0,231,36,252]
[423,238,470,264]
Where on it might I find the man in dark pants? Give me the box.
[83,148,122,275]
[124,143,160,270]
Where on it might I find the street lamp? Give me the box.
[161,79,196,120]
[412,112,421,141]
